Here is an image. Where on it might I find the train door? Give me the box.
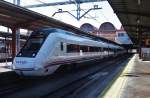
[60,42,67,56]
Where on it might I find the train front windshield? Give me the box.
[17,32,49,57]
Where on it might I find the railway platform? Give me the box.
[102,54,150,98]
[0,62,12,72]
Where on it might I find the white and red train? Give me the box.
[13,28,125,76]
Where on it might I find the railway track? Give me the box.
[0,54,132,98]
[41,54,131,98]
[0,72,32,97]
[0,72,61,97]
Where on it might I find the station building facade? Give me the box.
[80,22,132,45]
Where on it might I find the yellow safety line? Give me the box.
[100,54,136,98]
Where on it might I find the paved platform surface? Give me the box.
[103,54,150,98]
[0,62,12,72]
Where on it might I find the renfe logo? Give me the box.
[16,60,27,64]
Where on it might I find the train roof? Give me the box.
[33,28,124,49]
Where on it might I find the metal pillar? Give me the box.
[138,32,142,59]
[13,0,20,5]
[13,0,20,55]
[77,4,80,20]
[11,28,16,59]
[17,0,20,5]
[7,28,11,56]
[13,0,15,4]
[16,29,20,53]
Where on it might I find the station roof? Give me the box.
[108,0,150,45]
[24,0,106,8]
[0,0,121,46]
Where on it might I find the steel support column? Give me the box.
[13,0,20,5]
[16,29,20,54]
[138,32,142,59]
[11,28,16,59]
[13,0,20,56]
[77,4,80,20]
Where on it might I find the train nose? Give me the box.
[14,58,35,70]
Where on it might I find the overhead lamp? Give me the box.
[138,0,141,5]
[137,19,140,24]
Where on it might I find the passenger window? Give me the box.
[61,42,63,51]
[66,44,102,53]
[67,44,80,52]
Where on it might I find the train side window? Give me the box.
[67,44,102,53]
[67,44,75,52]
[67,44,80,52]
[89,46,100,52]
[61,42,63,51]
[80,45,88,52]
